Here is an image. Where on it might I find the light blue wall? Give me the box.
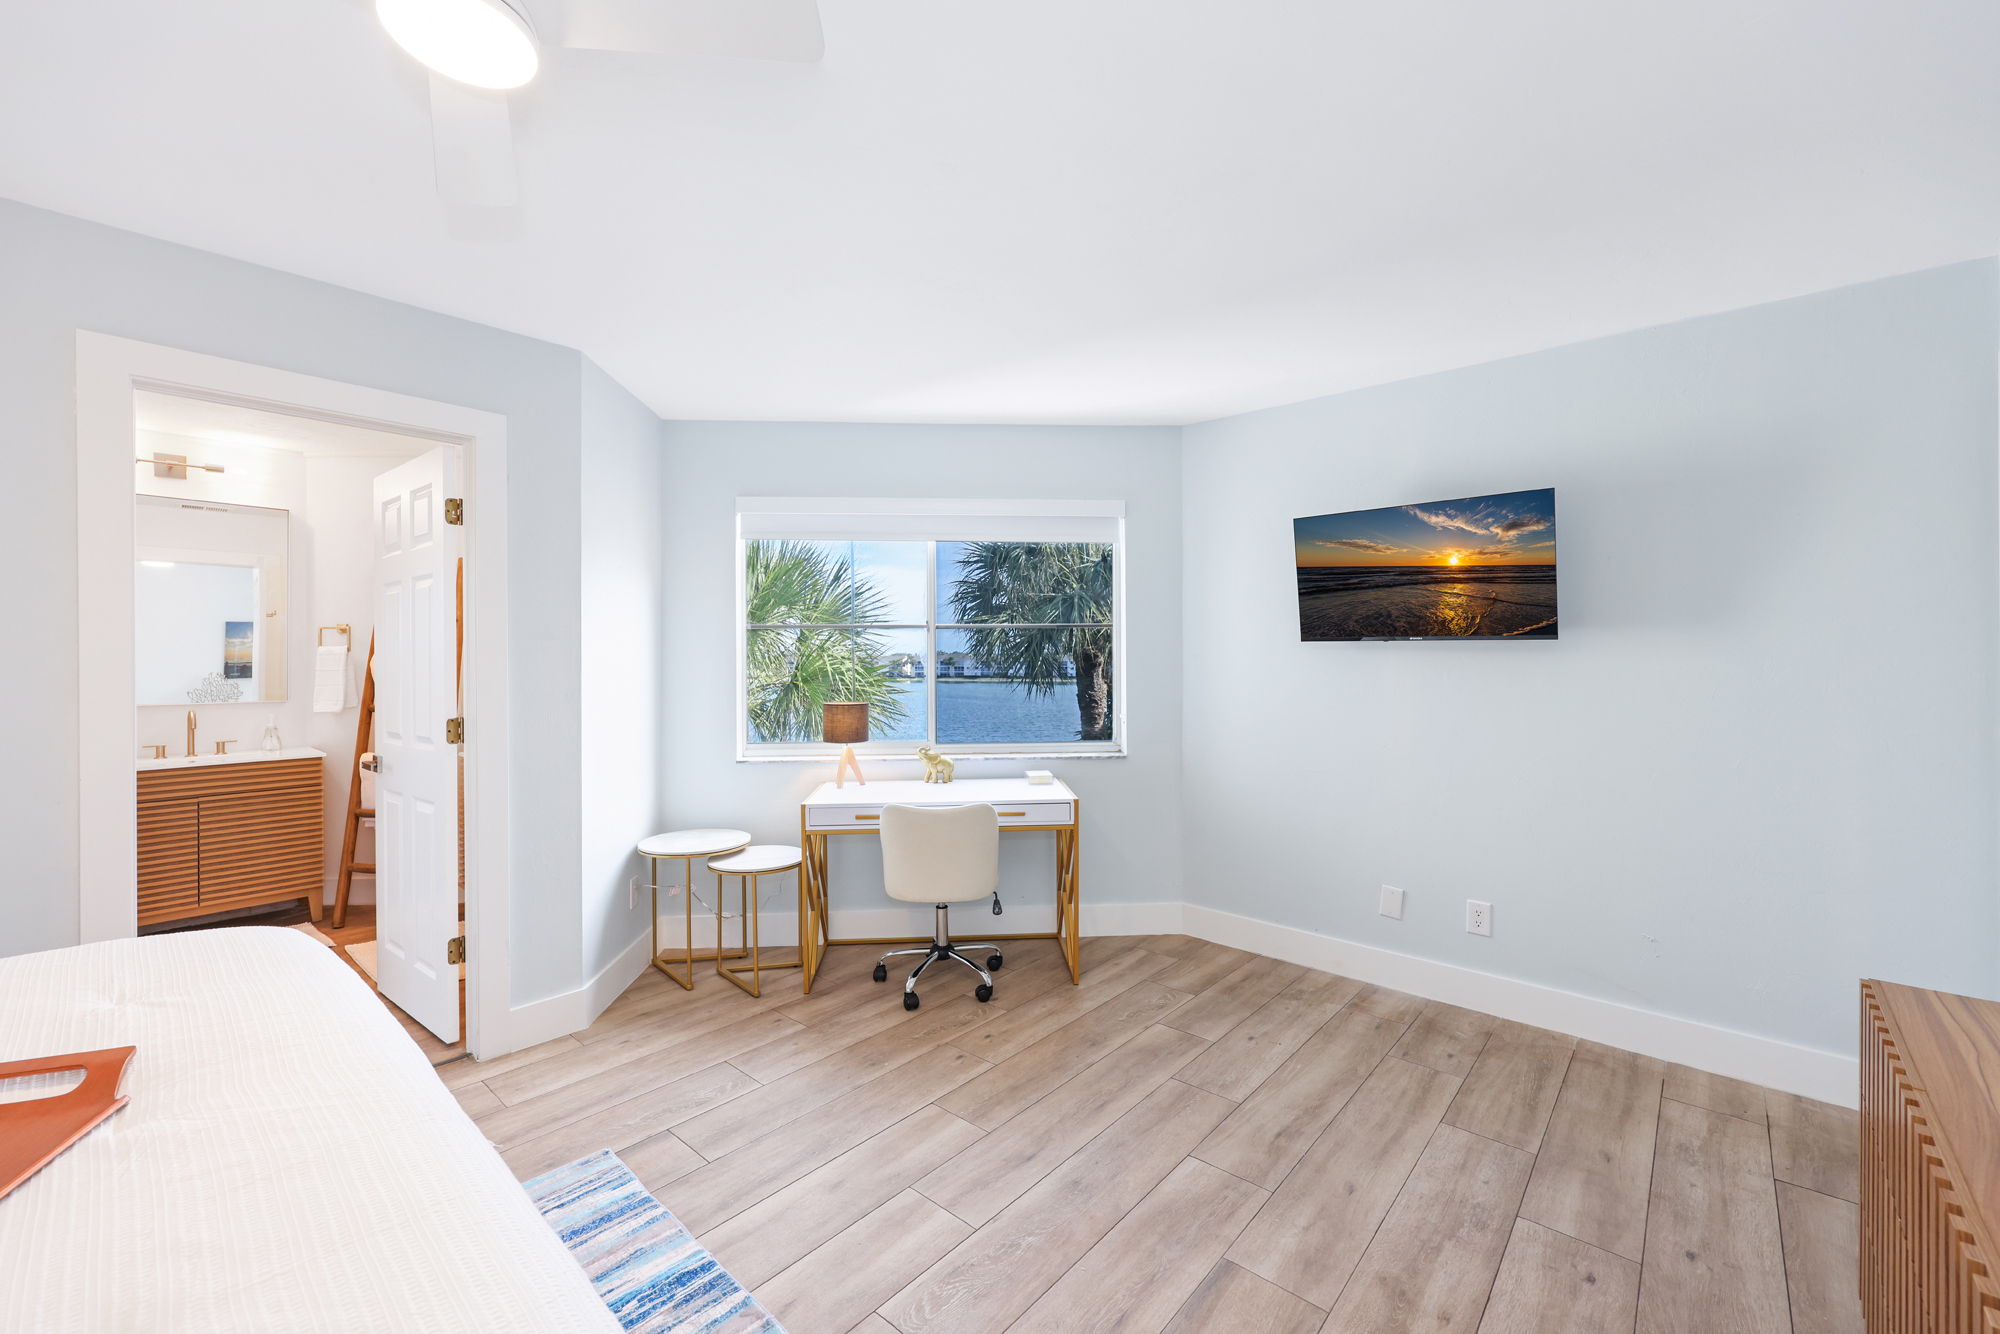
[580,360,666,979]
[1180,260,2000,1056]
[0,198,587,1007]
[657,421,1184,921]
[8,191,1995,1062]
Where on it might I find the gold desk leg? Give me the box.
[800,830,831,993]
[815,836,831,978]
[1058,818,1082,984]
[799,835,817,993]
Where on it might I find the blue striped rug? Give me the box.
[527,1150,786,1334]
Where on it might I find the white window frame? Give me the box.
[735,498,1127,761]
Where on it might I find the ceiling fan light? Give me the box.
[376,0,540,90]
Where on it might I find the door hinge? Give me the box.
[445,716,464,744]
[447,935,466,966]
[445,497,464,525]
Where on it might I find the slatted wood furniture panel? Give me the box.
[137,757,325,926]
[135,798,200,923]
[1861,978,2000,1333]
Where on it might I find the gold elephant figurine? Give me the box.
[915,745,956,784]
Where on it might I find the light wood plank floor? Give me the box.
[439,935,1862,1334]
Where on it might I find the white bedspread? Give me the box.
[0,928,618,1333]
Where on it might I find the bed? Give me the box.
[0,927,618,1333]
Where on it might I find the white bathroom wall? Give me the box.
[135,428,301,510]
[130,426,431,910]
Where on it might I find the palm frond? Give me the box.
[943,542,1116,740]
[744,541,906,742]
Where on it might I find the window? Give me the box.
[737,501,1123,757]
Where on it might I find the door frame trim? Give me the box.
[75,332,512,1057]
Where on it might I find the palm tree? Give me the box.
[744,541,908,742]
[947,542,1114,741]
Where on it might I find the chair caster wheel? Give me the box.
[975,984,994,1003]
[987,954,1004,971]
[873,964,888,982]
[903,992,920,1011]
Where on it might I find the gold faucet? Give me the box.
[185,710,197,758]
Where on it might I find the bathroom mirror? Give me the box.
[135,495,289,705]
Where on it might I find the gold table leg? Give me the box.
[650,854,699,990]
[717,868,805,998]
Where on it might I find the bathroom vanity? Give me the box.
[136,749,326,926]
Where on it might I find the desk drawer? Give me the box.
[994,802,1074,826]
[806,800,1073,830]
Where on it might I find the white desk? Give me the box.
[798,777,1082,992]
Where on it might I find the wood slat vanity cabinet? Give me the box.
[1861,978,2000,1333]
[137,755,325,926]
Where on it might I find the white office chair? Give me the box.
[871,803,1005,1010]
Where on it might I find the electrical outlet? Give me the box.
[628,874,643,911]
[1378,885,1405,920]
[1466,899,1493,937]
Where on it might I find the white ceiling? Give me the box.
[7,1,1998,424]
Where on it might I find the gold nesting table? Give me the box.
[707,844,804,997]
[639,827,750,989]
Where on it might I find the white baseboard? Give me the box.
[478,929,655,1058]
[1181,904,1858,1109]
[483,902,1181,1056]
[656,899,1184,948]
[585,930,656,1021]
[488,898,1853,1109]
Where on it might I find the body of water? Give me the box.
[879,679,1091,744]
[1296,564,1557,640]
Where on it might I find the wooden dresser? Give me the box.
[137,754,325,926]
[1861,978,2000,1332]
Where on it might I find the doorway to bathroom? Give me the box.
[76,334,513,1060]
[129,393,467,1058]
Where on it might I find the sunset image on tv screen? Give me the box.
[1293,488,1557,640]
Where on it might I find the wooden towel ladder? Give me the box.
[332,633,376,929]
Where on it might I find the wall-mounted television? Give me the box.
[1293,488,1557,641]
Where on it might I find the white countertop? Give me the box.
[137,746,327,772]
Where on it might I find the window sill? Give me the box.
[737,749,1127,764]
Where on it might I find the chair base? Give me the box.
[875,904,1002,1006]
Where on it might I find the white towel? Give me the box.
[312,644,350,713]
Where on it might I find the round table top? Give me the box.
[638,828,752,858]
[708,843,803,875]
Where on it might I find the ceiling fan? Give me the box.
[375,0,824,208]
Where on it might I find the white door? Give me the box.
[372,447,462,1042]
